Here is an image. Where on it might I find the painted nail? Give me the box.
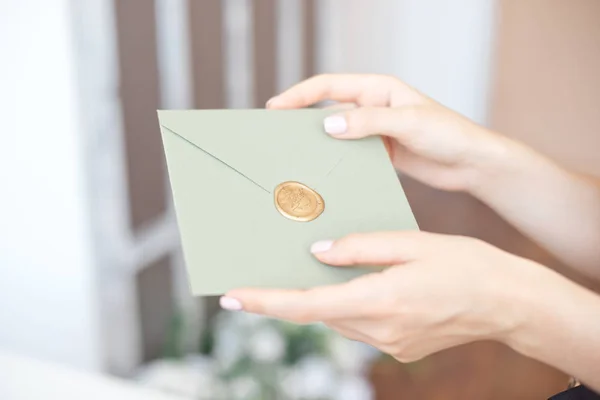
[220,296,243,311]
[311,240,334,254]
[323,115,347,135]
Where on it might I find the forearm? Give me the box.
[507,263,600,393]
[472,135,600,280]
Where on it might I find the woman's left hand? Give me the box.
[220,231,548,362]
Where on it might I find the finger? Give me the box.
[266,74,422,109]
[310,231,433,267]
[221,278,375,323]
[322,105,435,142]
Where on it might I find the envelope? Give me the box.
[158,109,419,296]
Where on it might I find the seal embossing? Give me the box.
[274,181,324,222]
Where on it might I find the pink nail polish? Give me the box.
[323,115,347,135]
[311,240,334,254]
[220,296,243,311]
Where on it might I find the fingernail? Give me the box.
[311,240,334,254]
[220,296,243,311]
[323,115,347,135]
[266,96,277,108]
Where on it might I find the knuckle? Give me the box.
[395,354,418,364]
[394,348,423,364]
[310,73,329,82]
[466,236,488,248]
[348,108,383,135]
[371,73,400,87]
[382,73,400,82]
[375,327,400,346]
[344,109,365,129]
[409,230,441,249]
[347,107,391,133]
[312,73,334,89]
[380,342,406,359]
[388,342,410,361]
[377,344,396,356]
[339,233,364,246]
[448,234,487,252]
[349,246,369,265]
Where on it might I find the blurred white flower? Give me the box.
[215,310,268,332]
[235,311,268,329]
[328,333,380,374]
[134,359,222,399]
[214,310,243,332]
[279,366,303,400]
[334,375,374,400]
[229,375,261,399]
[248,324,286,363]
[159,310,382,400]
[182,353,215,373]
[294,356,338,399]
[213,325,247,370]
[200,377,229,400]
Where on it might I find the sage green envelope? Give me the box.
[158,109,419,296]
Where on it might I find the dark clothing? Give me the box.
[550,385,600,400]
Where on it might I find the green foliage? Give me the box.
[163,308,184,359]
[198,325,215,356]
[219,355,253,380]
[280,321,328,365]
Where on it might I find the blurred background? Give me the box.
[2,0,600,399]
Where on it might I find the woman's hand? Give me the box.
[267,73,510,193]
[221,231,538,363]
[221,232,600,392]
[268,73,600,280]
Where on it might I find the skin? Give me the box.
[220,74,600,391]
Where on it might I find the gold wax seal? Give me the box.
[274,181,324,222]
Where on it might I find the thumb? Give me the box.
[322,105,434,143]
[311,231,434,267]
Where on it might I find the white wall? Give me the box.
[0,1,101,371]
[317,0,497,125]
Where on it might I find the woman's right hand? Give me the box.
[267,73,600,280]
[266,73,512,194]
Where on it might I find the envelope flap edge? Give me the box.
[157,109,353,192]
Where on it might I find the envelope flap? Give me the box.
[158,109,350,192]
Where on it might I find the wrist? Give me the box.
[484,252,576,349]
[505,271,600,392]
[485,256,542,345]
[466,130,534,200]
[499,259,591,356]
